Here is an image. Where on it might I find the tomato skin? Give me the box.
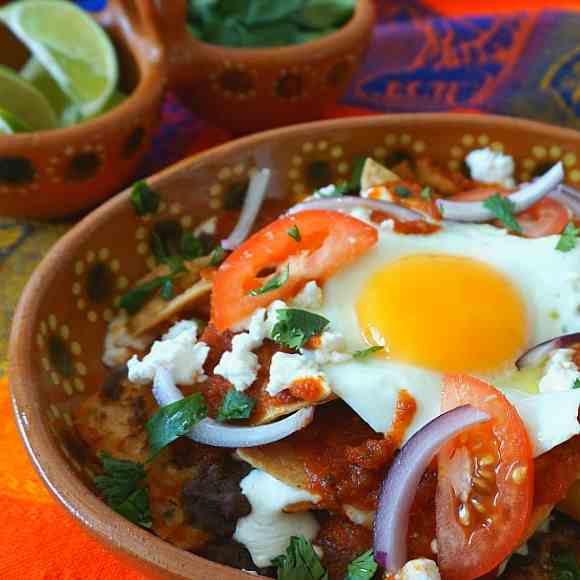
[450,188,569,238]
[437,374,534,580]
[211,210,378,331]
[515,197,569,238]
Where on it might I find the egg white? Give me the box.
[310,222,580,450]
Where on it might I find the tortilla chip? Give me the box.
[128,256,212,337]
[360,158,400,190]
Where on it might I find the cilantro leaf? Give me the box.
[249,265,289,296]
[146,393,207,458]
[151,231,169,264]
[95,453,151,528]
[217,389,256,422]
[352,346,384,359]
[272,536,329,580]
[119,276,166,314]
[160,278,174,301]
[420,186,432,200]
[394,184,410,198]
[181,231,205,260]
[349,155,366,191]
[556,222,580,253]
[288,225,301,242]
[130,180,160,216]
[483,193,522,233]
[209,245,227,267]
[271,308,330,350]
[551,550,580,580]
[573,378,580,390]
[345,550,378,580]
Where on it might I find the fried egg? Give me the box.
[312,221,580,447]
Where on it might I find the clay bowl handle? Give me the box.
[94,0,166,62]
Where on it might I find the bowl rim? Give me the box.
[184,0,375,58]
[9,112,580,579]
[0,7,165,145]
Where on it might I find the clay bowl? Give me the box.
[152,0,376,135]
[0,0,165,219]
[9,114,580,579]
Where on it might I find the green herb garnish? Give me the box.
[556,222,580,253]
[551,550,580,580]
[272,536,329,580]
[288,225,301,242]
[130,180,160,216]
[181,231,205,260]
[573,378,580,390]
[352,346,384,359]
[420,186,432,200]
[394,184,411,198]
[209,245,227,267]
[95,453,151,528]
[345,550,378,580]
[146,393,207,458]
[217,389,256,422]
[349,155,366,191]
[119,258,186,314]
[249,265,289,296]
[271,308,330,350]
[482,193,522,233]
[187,0,354,49]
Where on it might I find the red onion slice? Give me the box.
[516,332,580,369]
[374,404,490,573]
[287,196,424,222]
[437,162,564,222]
[222,168,271,250]
[151,366,314,447]
[189,407,315,448]
[551,185,580,217]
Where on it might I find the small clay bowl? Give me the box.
[0,0,165,219]
[9,114,580,579]
[157,0,376,135]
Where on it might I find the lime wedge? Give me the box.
[21,58,82,127]
[0,107,32,134]
[0,0,118,119]
[0,64,58,131]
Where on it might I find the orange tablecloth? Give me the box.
[3,2,580,579]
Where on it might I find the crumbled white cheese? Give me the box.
[266,352,329,397]
[380,219,395,232]
[163,319,199,341]
[102,312,151,367]
[234,469,320,568]
[343,505,374,528]
[349,206,373,224]
[214,332,260,392]
[291,281,323,310]
[127,322,209,385]
[194,216,217,236]
[315,184,337,197]
[430,539,438,555]
[539,348,580,392]
[305,331,351,365]
[465,147,515,188]
[398,558,441,580]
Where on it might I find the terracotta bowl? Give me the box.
[0,0,165,219]
[150,0,376,135]
[9,114,580,579]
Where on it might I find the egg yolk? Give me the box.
[356,254,528,373]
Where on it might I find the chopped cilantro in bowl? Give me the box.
[187,0,356,48]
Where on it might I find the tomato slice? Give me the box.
[515,197,568,238]
[211,210,378,331]
[451,187,569,238]
[436,374,534,580]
